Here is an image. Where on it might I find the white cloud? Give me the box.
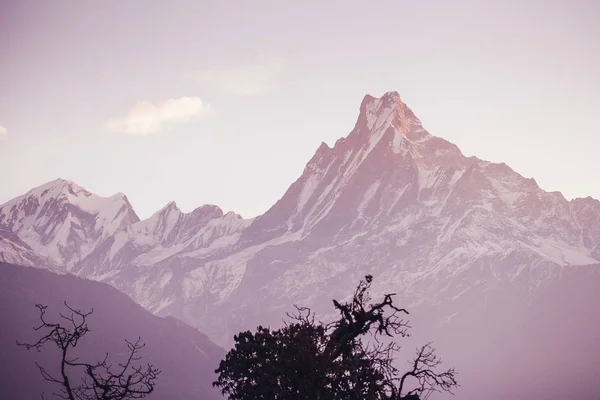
[105,97,211,136]
[0,125,7,137]
[185,56,284,96]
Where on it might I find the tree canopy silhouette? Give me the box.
[214,275,457,400]
[17,302,160,400]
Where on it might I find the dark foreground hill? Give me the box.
[0,262,224,400]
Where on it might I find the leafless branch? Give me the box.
[17,303,160,400]
[397,343,458,399]
[324,275,410,362]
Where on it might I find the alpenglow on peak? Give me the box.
[357,91,424,140]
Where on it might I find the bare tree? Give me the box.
[397,343,458,400]
[17,302,160,400]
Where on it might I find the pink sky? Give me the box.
[1,0,599,218]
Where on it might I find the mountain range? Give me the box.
[2,91,600,399]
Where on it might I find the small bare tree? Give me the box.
[398,343,458,400]
[17,302,160,400]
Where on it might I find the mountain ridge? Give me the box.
[2,91,600,309]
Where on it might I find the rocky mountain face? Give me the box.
[0,262,224,400]
[2,91,600,399]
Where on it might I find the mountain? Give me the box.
[0,179,139,270]
[0,262,223,400]
[2,91,600,398]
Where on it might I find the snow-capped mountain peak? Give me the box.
[13,178,94,213]
[240,92,465,244]
[361,91,423,135]
[0,179,139,268]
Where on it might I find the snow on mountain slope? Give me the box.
[71,200,252,283]
[0,179,140,269]
[0,228,58,270]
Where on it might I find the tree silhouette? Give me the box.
[17,302,160,400]
[214,275,457,400]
